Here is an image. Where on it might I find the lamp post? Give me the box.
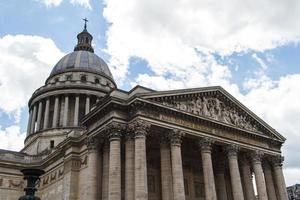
[19,168,45,200]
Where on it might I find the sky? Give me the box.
[0,0,300,186]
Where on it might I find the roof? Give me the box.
[50,50,114,80]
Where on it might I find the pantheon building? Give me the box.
[0,24,289,200]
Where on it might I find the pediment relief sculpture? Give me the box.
[157,96,259,132]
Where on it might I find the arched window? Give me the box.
[81,75,87,82]
[66,75,72,81]
[95,78,100,84]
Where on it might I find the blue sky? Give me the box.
[0,0,300,186]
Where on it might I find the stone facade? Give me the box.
[0,25,289,200]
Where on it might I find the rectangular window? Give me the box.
[184,178,189,196]
[194,181,205,198]
[50,140,54,148]
[148,175,155,193]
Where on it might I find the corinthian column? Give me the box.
[251,151,268,200]
[43,98,50,129]
[83,136,100,200]
[169,130,185,200]
[124,131,135,200]
[199,137,217,200]
[271,156,289,200]
[240,155,255,200]
[226,145,244,200]
[102,141,109,200]
[107,122,124,200]
[129,120,150,200]
[215,159,228,200]
[160,135,173,200]
[263,161,277,200]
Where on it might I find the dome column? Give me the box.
[85,95,90,115]
[43,98,50,129]
[52,96,60,128]
[27,109,33,136]
[36,101,43,131]
[63,95,69,126]
[30,104,37,133]
[74,95,80,126]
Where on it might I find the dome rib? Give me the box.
[50,51,113,80]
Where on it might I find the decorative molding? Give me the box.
[225,144,240,158]
[250,150,264,164]
[270,155,284,167]
[86,136,100,152]
[198,137,214,152]
[168,129,185,146]
[128,119,151,138]
[8,179,24,189]
[105,121,126,140]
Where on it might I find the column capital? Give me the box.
[225,144,240,158]
[105,121,126,141]
[86,136,101,152]
[198,137,214,152]
[128,119,150,138]
[168,129,185,146]
[270,155,284,167]
[249,150,264,164]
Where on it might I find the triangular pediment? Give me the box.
[140,86,285,141]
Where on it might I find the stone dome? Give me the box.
[50,51,113,80]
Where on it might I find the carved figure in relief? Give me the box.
[160,95,258,132]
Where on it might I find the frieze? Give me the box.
[157,113,268,148]
[8,179,24,189]
[159,96,260,132]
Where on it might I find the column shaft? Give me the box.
[85,96,90,115]
[52,96,60,128]
[199,138,217,200]
[43,98,50,129]
[263,163,277,200]
[272,156,289,200]
[83,138,99,200]
[252,153,268,200]
[125,138,135,200]
[73,95,79,126]
[36,101,43,131]
[63,95,69,126]
[226,146,244,200]
[215,172,228,200]
[102,143,109,200]
[27,109,32,136]
[240,158,255,200]
[160,142,173,200]
[170,131,185,200]
[30,104,37,133]
[108,135,121,200]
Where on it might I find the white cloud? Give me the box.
[0,35,64,118]
[104,0,300,85]
[0,125,25,151]
[284,168,300,187]
[70,0,92,10]
[38,0,63,7]
[37,0,91,9]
